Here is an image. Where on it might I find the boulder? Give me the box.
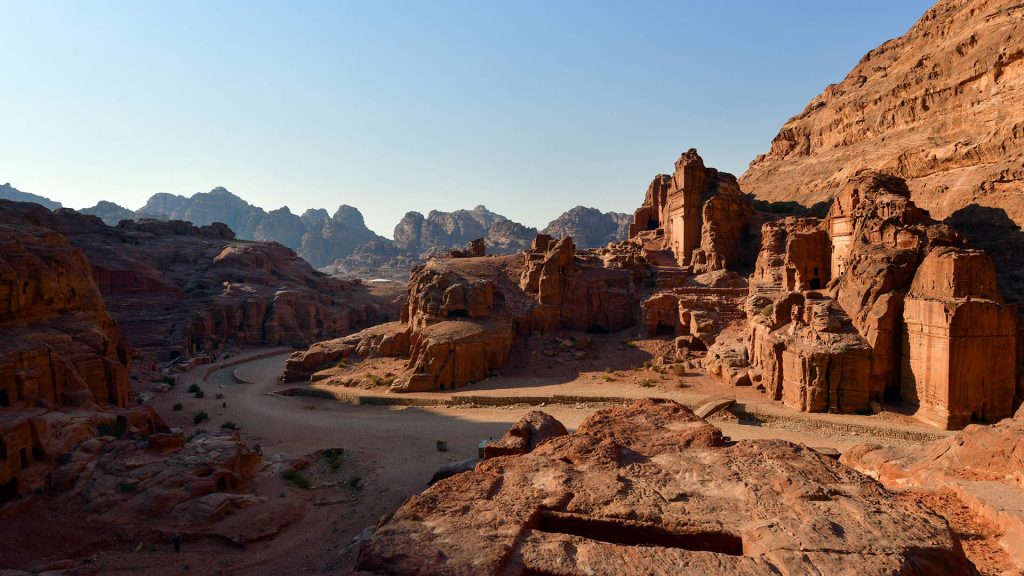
[356,399,975,575]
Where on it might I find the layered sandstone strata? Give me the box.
[900,247,1017,427]
[287,237,641,392]
[0,200,386,370]
[742,0,1024,232]
[629,149,755,272]
[843,404,1024,569]
[0,204,165,501]
[707,171,1017,427]
[0,216,132,411]
[355,399,976,575]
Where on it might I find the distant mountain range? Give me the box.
[0,184,630,274]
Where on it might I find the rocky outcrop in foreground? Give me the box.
[741,0,1024,230]
[355,399,976,575]
[843,404,1024,569]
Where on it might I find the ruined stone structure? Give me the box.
[709,171,1018,427]
[901,247,1017,428]
[629,149,754,272]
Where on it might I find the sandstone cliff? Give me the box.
[741,0,1024,231]
[0,200,387,371]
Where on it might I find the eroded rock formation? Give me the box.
[0,204,165,501]
[629,148,756,273]
[843,404,1024,568]
[708,171,1018,427]
[741,0,1024,231]
[355,399,976,575]
[0,200,386,372]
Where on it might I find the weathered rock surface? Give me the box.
[0,203,169,502]
[843,407,1024,568]
[1,407,165,503]
[482,410,568,459]
[355,399,976,575]
[629,149,756,273]
[0,207,132,412]
[705,170,1017,428]
[0,200,386,371]
[289,231,644,391]
[541,206,631,249]
[741,0,1024,232]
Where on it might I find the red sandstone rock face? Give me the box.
[704,171,1017,428]
[355,399,975,575]
[289,235,642,391]
[0,202,173,502]
[741,0,1024,231]
[843,408,1024,568]
[1,407,164,503]
[482,410,568,459]
[0,201,387,370]
[629,149,756,273]
[520,236,638,334]
[0,207,131,412]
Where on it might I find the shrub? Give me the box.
[368,373,396,387]
[187,383,201,394]
[193,411,209,425]
[323,448,344,472]
[193,389,205,399]
[282,469,310,489]
[220,421,239,430]
[346,475,362,489]
[761,303,774,317]
[172,403,183,411]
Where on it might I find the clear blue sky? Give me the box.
[0,0,934,235]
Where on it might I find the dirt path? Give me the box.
[82,348,953,575]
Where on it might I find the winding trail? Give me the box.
[118,347,952,575]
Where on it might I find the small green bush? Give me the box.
[187,383,201,394]
[282,469,310,489]
[193,411,209,425]
[172,403,183,411]
[761,303,774,317]
[220,421,239,430]
[193,389,205,399]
